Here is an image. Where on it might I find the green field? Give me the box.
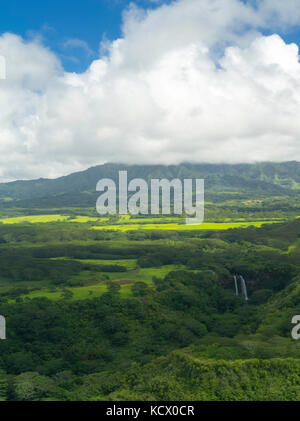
[52,257,138,270]
[0,213,286,303]
[18,264,185,301]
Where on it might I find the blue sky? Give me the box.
[0,0,300,73]
[0,0,172,72]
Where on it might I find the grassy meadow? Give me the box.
[0,211,288,304]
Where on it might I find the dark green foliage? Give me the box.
[131,282,149,297]
[251,289,273,304]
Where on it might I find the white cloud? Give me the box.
[256,0,300,27]
[1,0,300,180]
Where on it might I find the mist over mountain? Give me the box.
[0,161,300,208]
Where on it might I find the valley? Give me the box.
[0,163,300,400]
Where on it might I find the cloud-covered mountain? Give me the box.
[0,161,300,208]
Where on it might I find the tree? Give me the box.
[0,369,8,401]
[131,282,149,297]
[106,281,121,294]
[12,372,59,401]
[251,289,273,305]
[61,289,74,300]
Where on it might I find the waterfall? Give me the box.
[240,275,249,301]
[234,275,239,296]
[0,315,6,340]
[233,275,249,302]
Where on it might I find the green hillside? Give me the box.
[103,351,300,401]
[1,162,300,208]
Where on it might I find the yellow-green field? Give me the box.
[0,214,283,231]
[68,216,109,223]
[92,221,279,231]
[0,215,108,224]
[123,217,183,224]
[0,215,69,224]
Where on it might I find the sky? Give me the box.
[1,0,300,180]
[0,0,170,73]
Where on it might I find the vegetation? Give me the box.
[0,163,300,401]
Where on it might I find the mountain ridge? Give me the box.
[1,161,300,208]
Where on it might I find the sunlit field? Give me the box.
[16,264,185,301]
[0,214,109,224]
[0,215,109,224]
[93,220,280,231]
[52,257,138,270]
[0,214,283,231]
[0,215,69,224]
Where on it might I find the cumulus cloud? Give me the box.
[1,0,300,180]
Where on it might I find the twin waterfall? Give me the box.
[234,275,249,302]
